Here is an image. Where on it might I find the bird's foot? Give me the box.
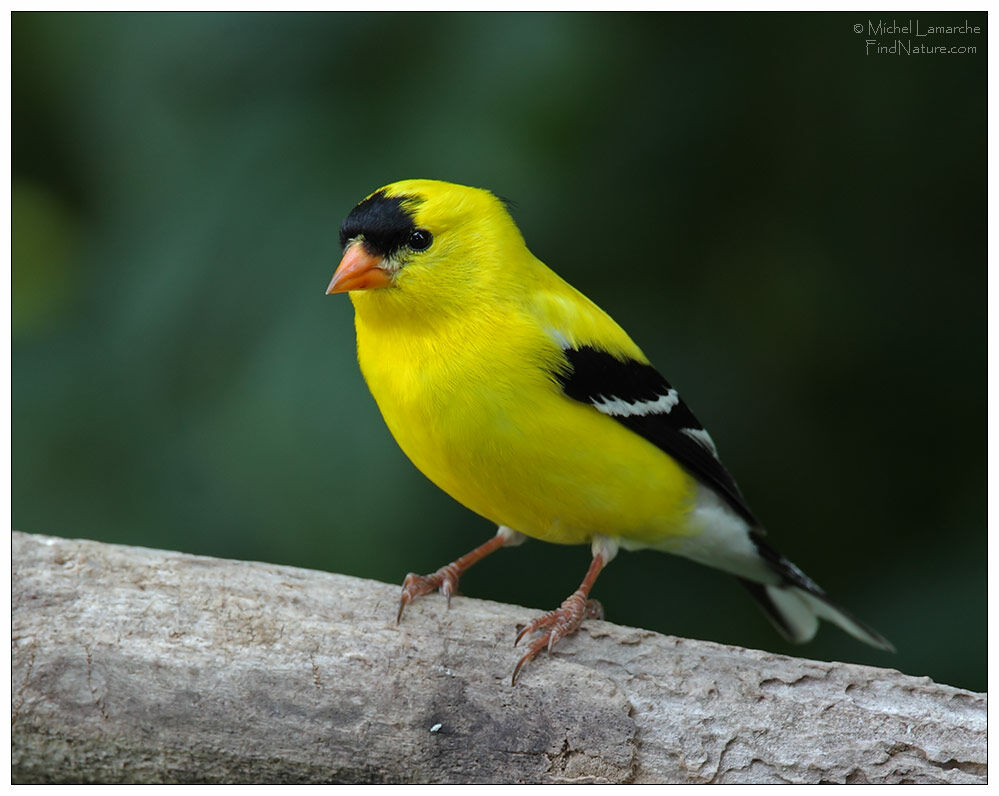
[397,563,461,623]
[395,531,516,623]
[511,592,604,684]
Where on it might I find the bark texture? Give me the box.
[11,531,986,783]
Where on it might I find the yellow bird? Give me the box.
[327,179,892,683]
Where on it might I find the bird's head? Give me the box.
[327,179,527,320]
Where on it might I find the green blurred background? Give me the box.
[13,12,985,691]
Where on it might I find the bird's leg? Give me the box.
[397,525,524,622]
[512,546,610,685]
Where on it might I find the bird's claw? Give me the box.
[511,594,604,684]
[396,564,461,623]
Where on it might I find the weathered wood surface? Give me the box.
[11,531,986,783]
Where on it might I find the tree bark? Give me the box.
[11,531,986,784]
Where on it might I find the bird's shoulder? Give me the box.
[523,274,647,362]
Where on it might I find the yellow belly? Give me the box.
[353,308,697,549]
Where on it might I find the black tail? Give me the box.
[739,533,894,651]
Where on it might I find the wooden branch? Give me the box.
[11,531,985,784]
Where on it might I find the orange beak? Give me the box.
[326,244,393,294]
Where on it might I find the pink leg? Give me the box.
[397,529,518,622]
[511,553,607,685]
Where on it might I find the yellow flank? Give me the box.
[346,179,699,549]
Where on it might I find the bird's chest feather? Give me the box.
[351,304,697,545]
[355,313,553,506]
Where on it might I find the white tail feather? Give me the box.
[756,583,895,652]
[796,588,895,651]
[763,585,819,643]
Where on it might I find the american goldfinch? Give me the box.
[327,179,892,683]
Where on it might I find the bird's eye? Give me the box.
[408,229,433,251]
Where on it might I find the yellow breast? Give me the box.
[351,294,698,548]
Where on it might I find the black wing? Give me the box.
[553,345,758,527]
